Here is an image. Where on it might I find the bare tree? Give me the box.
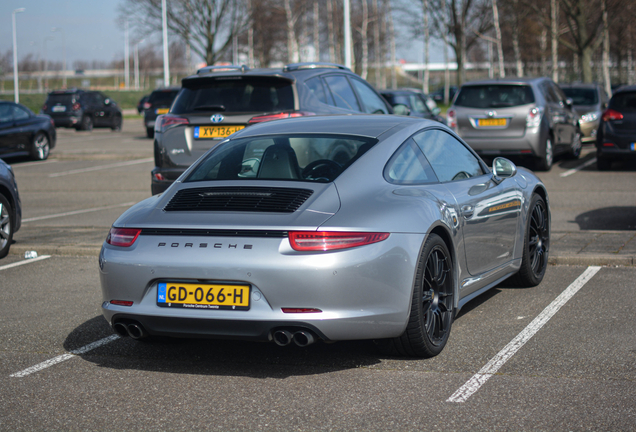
[119,0,249,65]
[492,0,505,77]
[429,0,493,85]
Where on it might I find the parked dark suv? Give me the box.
[151,62,395,194]
[596,85,636,170]
[42,89,123,131]
[143,87,180,138]
[448,77,581,171]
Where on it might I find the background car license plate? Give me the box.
[155,108,170,114]
[157,282,250,310]
[52,106,66,112]
[478,118,506,127]
[194,125,245,139]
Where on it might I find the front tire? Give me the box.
[111,115,123,131]
[377,233,454,358]
[508,194,550,287]
[30,132,50,161]
[564,131,582,160]
[0,194,14,259]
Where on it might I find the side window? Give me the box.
[12,105,30,121]
[350,78,389,114]
[323,75,361,111]
[552,83,567,104]
[0,104,13,123]
[305,77,332,105]
[384,139,438,184]
[413,129,484,182]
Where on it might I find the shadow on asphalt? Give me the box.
[573,206,636,230]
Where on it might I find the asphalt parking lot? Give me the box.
[1,123,635,430]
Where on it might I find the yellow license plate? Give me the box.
[155,108,170,114]
[194,125,245,139]
[477,118,507,127]
[157,282,250,310]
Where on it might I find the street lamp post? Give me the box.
[162,0,170,87]
[124,20,130,89]
[51,27,67,88]
[12,8,26,103]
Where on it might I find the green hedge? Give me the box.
[0,90,150,113]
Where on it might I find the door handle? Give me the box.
[461,205,474,219]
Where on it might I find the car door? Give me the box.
[10,105,34,150]
[0,104,17,155]
[541,81,571,145]
[412,129,521,279]
[322,75,362,112]
[92,92,108,126]
[348,77,391,114]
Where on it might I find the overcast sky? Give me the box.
[1,0,446,70]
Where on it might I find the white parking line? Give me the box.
[10,335,120,378]
[0,255,51,271]
[21,202,136,223]
[447,266,601,403]
[48,157,153,177]
[560,157,597,177]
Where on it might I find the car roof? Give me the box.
[611,84,636,95]
[183,63,354,85]
[461,77,545,86]
[230,114,432,139]
[150,87,181,92]
[558,83,600,89]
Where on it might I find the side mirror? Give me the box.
[492,157,517,183]
[392,104,411,116]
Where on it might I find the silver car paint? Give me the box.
[101,115,548,341]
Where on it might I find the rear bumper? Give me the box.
[51,115,80,127]
[462,128,544,157]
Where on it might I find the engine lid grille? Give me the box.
[164,186,314,213]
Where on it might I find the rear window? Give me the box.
[454,85,535,108]
[186,134,376,183]
[46,94,75,105]
[172,77,294,114]
[148,89,180,105]
[561,88,598,105]
[609,91,636,112]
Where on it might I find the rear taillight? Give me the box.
[526,107,543,128]
[50,119,55,127]
[248,111,315,124]
[155,114,189,133]
[288,231,390,251]
[602,108,623,121]
[72,102,81,111]
[446,109,456,129]
[106,228,141,247]
[143,102,152,109]
[42,104,47,111]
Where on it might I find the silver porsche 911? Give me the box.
[99,115,550,357]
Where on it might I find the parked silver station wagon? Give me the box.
[447,78,582,171]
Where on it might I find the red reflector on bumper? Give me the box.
[110,300,133,306]
[281,308,322,313]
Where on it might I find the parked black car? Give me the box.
[596,85,636,170]
[0,157,21,258]
[144,87,180,138]
[151,62,394,194]
[380,89,444,122]
[431,86,458,103]
[0,100,56,161]
[42,89,123,131]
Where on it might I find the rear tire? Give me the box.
[0,194,14,259]
[111,115,123,131]
[535,137,553,171]
[508,194,549,287]
[376,234,454,358]
[564,131,581,160]
[77,115,93,131]
[30,132,50,161]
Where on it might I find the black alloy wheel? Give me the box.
[535,137,553,171]
[0,194,13,259]
[377,233,454,358]
[564,131,582,160]
[509,194,550,287]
